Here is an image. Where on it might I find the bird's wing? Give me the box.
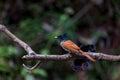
[61,40,80,53]
[61,40,96,62]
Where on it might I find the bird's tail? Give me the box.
[79,50,96,62]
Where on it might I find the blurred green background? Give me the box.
[0,0,120,80]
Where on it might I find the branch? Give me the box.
[22,52,120,61]
[0,24,120,71]
[0,24,35,55]
[22,54,73,61]
[0,24,40,70]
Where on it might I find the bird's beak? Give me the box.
[54,36,58,39]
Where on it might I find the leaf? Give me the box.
[32,69,48,77]
[25,74,35,80]
[0,58,9,72]
[60,14,68,21]
[65,75,76,80]
[40,48,50,55]
[21,68,28,76]
[0,46,17,57]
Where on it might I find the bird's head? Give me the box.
[54,33,68,42]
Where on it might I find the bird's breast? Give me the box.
[60,42,71,53]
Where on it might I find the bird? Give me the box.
[55,33,95,62]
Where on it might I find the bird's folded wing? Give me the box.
[61,40,80,53]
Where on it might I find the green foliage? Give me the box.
[0,58,9,72]
[21,68,47,77]
[40,48,50,55]
[65,75,76,80]
[0,46,17,57]
[18,18,42,41]
[32,69,48,77]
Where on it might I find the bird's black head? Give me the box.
[54,33,68,42]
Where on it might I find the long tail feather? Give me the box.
[79,50,96,62]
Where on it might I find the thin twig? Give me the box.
[23,61,41,71]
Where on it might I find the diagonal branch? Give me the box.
[0,24,41,70]
[0,24,36,55]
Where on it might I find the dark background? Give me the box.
[0,0,120,80]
